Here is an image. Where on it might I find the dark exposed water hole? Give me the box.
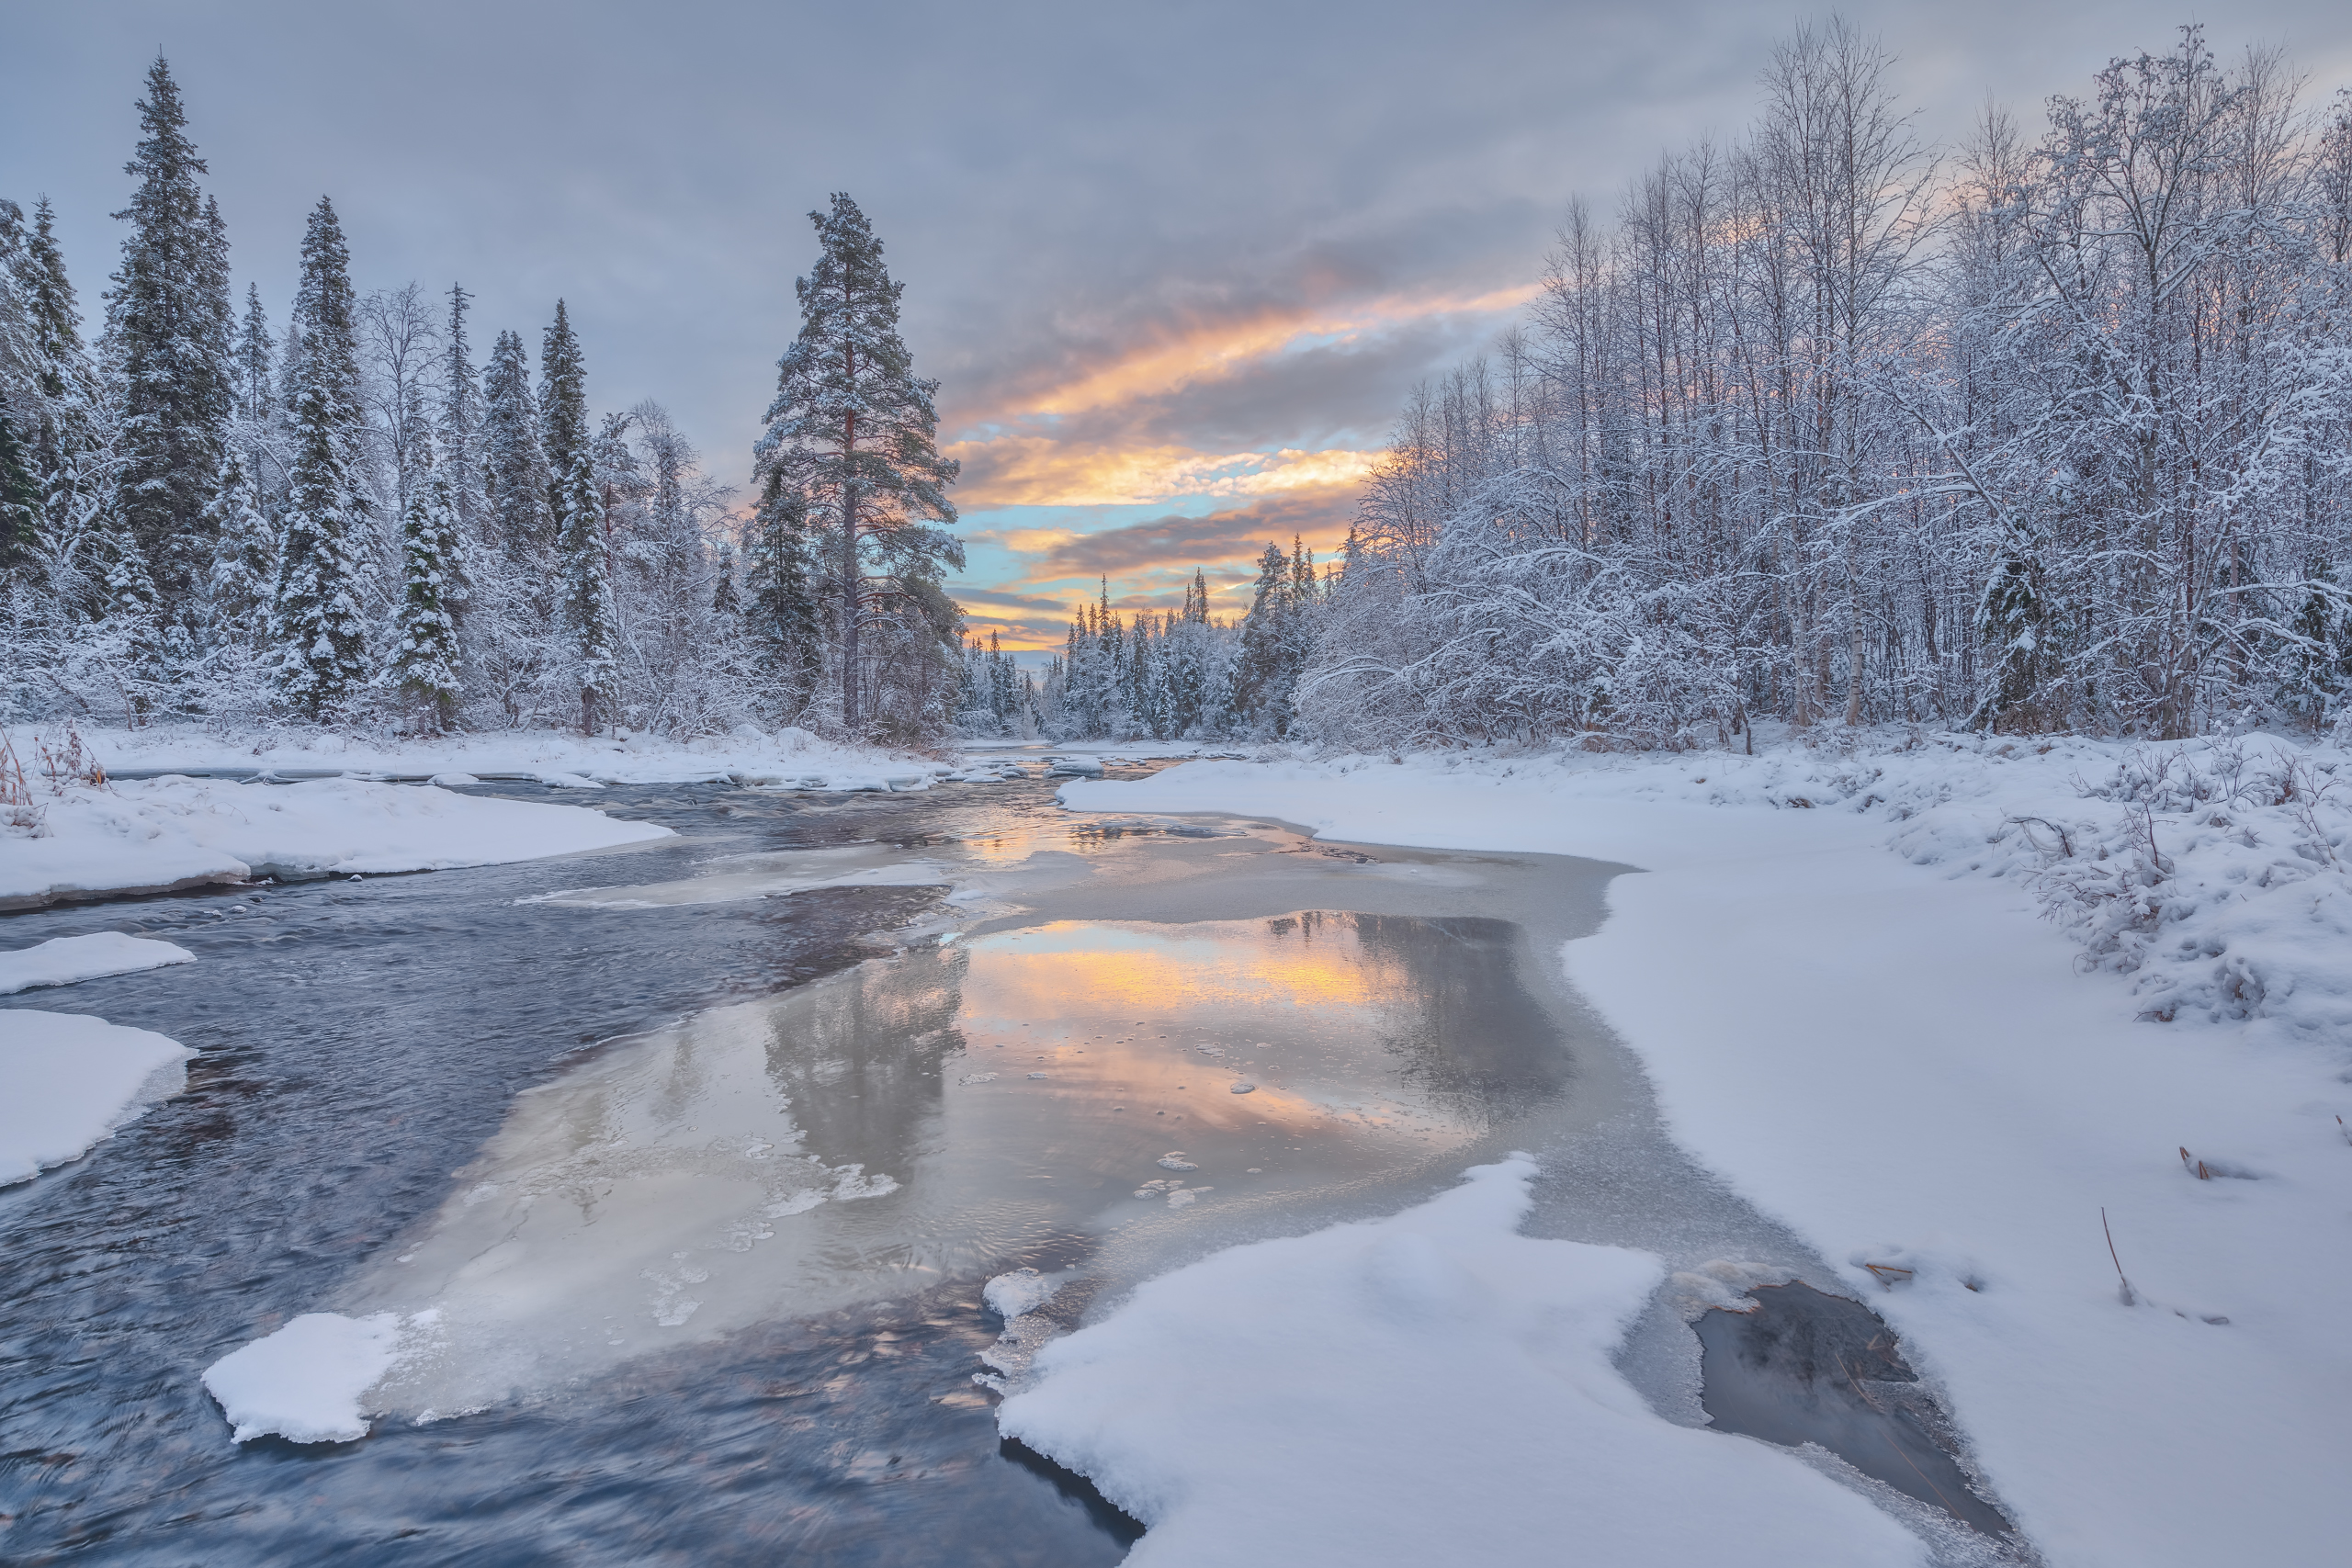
[1696,1282,2014,1537]
[998,1439,1147,1548]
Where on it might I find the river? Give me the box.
[0,763,2007,1563]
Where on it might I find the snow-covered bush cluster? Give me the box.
[1304,24,2352,751]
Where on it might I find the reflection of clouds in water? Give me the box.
[310,867,1564,1430]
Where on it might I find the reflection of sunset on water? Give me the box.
[966,919,1380,1021]
[943,915,1469,1148]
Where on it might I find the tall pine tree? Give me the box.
[479,328,546,556]
[437,284,482,543]
[542,300,616,731]
[744,468,823,714]
[387,467,465,732]
[272,197,369,716]
[752,194,959,733]
[105,58,233,612]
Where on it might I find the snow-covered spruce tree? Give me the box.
[1230,541,1308,737]
[201,444,273,642]
[542,300,616,732]
[0,407,36,577]
[436,285,482,543]
[104,59,234,614]
[13,198,109,588]
[480,328,547,557]
[467,326,554,723]
[752,194,961,739]
[386,470,464,732]
[271,197,370,718]
[743,468,824,720]
[99,534,164,724]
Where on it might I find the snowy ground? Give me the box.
[1051,731,2352,1568]
[1,1010,195,1185]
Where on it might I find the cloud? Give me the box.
[1010,493,1356,582]
[954,440,1379,510]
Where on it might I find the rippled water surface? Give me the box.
[1,773,1612,1564]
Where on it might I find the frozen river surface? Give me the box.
[0,768,2003,1563]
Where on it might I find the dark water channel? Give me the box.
[1,779,1138,1564]
[1,769,2017,1565]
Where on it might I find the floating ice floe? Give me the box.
[0,931,195,995]
[1,1010,195,1185]
[203,1310,442,1444]
[1000,1156,1921,1566]
[984,1267,1063,1320]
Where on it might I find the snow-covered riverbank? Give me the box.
[1052,732,2352,1568]
[0,721,971,908]
[0,773,677,908]
[4,721,945,789]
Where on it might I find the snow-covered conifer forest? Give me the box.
[9,26,2352,756]
[0,62,967,749]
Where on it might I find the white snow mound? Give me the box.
[999,1156,1925,1566]
[0,1010,195,1185]
[983,1267,1062,1319]
[203,1311,435,1443]
[0,931,195,994]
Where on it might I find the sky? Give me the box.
[8,2,2352,660]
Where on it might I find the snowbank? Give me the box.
[1,773,673,908]
[0,931,194,994]
[1001,1157,1925,1566]
[0,1010,195,1184]
[1057,733,2352,1567]
[202,1311,436,1444]
[6,721,944,790]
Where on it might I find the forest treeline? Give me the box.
[1309,21,2352,748]
[0,61,990,745]
[11,24,2350,753]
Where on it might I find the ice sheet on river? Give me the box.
[1001,1156,1928,1567]
[0,1010,194,1185]
[0,931,194,994]
[212,899,1552,1429]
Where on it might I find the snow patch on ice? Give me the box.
[203,1310,441,1444]
[0,1010,195,1185]
[0,931,195,994]
[1000,1156,1926,1565]
[983,1267,1062,1320]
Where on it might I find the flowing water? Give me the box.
[0,763,2014,1563]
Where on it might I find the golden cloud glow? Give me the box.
[953,439,1379,509]
[1011,282,1543,421]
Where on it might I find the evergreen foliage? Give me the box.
[387,473,465,731]
[201,445,273,643]
[753,193,961,736]
[479,328,547,557]
[543,301,616,731]
[104,59,233,611]
[271,197,369,716]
